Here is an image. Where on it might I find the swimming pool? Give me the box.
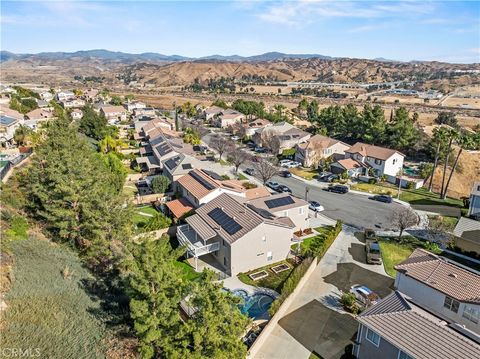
[232,289,275,319]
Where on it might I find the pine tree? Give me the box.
[386,107,417,151]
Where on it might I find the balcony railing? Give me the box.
[177,224,220,258]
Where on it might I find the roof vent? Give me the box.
[449,273,458,278]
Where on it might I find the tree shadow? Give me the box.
[353,232,365,243]
[348,243,366,264]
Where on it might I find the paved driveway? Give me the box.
[252,227,394,359]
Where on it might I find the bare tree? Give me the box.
[262,131,281,155]
[390,207,419,239]
[210,135,234,161]
[231,122,246,139]
[227,149,249,174]
[253,157,279,184]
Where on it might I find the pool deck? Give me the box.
[223,276,279,298]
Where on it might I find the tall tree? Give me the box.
[359,104,386,144]
[21,118,131,266]
[439,128,457,197]
[253,157,278,184]
[124,239,187,359]
[442,134,476,199]
[390,207,418,239]
[386,107,417,151]
[79,105,108,140]
[227,149,249,174]
[427,127,448,192]
[210,135,234,161]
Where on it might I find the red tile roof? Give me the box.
[165,198,194,219]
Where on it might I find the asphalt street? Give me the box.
[266,174,403,230]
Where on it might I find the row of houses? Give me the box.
[355,248,480,358]
[133,118,310,275]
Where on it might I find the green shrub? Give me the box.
[142,212,172,232]
[368,178,378,184]
[339,292,356,307]
[5,215,29,240]
[406,181,415,190]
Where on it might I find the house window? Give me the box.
[374,159,382,165]
[398,350,414,359]
[222,239,226,247]
[393,158,397,164]
[365,328,380,347]
[444,296,460,313]
[223,257,228,266]
[463,306,480,324]
[267,252,273,261]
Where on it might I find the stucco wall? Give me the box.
[230,223,293,275]
[395,273,480,332]
[355,324,401,359]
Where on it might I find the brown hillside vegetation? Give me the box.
[430,149,480,199]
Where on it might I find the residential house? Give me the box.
[71,109,83,120]
[83,89,99,102]
[253,122,311,154]
[354,291,480,359]
[333,142,404,182]
[24,108,55,128]
[162,154,203,191]
[100,105,127,124]
[55,91,75,102]
[0,115,21,146]
[39,91,53,102]
[244,118,271,137]
[134,117,174,140]
[453,217,480,254]
[247,193,309,231]
[124,101,146,112]
[468,182,480,218]
[36,99,49,108]
[175,168,270,209]
[394,248,480,333]
[176,193,296,275]
[295,134,349,167]
[330,158,368,177]
[133,107,156,117]
[212,109,245,128]
[61,98,85,109]
[203,106,224,121]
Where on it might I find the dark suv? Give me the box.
[327,185,349,194]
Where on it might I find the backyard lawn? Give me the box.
[238,259,296,293]
[132,205,158,228]
[174,260,202,281]
[289,167,319,181]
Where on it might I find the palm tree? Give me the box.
[442,134,476,199]
[427,127,447,192]
[439,128,457,197]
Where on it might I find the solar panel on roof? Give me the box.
[202,169,223,181]
[208,208,242,235]
[265,196,295,209]
[182,164,192,170]
[156,142,172,156]
[190,171,216,190]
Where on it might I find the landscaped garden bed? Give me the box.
[238,259,297,292]
[271,263,290,274]
[249,270,269,281]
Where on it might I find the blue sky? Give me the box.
[1,1,479,63]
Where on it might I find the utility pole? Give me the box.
[305,186,310,201]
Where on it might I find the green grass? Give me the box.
[378,240,415,277]
[174,260,202,281]
[293,226,333,256]
[289,167,319,180]
[237,259,296,292]
[132,205,158,227]
[428,215,459,232]
[2,238,108,358]
[237,172,248,180]
[309,352,323,359]
[398,187,464,208]
[350,182,399,196]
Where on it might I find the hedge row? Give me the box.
[268,220,343,316]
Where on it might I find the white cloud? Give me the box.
[257,0,436,26]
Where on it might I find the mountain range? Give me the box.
[0,49,333,63]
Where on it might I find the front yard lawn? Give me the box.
[238,259,296,292]
[289,167,319,181]
[350,182,399,196]
[398,187,464,208]
[378,240,415,277]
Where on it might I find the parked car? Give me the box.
[244,168,255,176]
[324,174,339,182]
[276,184,292,193]
[309,201,325,212]
[254,147,266,153]
[369,195,393,203]
[326,184,349,194]
[266,181,280,190]
[280,170,292,178]
[231,135,240,141]
[280,160,293,168]
[289,161,301,168]
[366,239,382,265]
[350,285,379,307]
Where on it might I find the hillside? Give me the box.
[1,55,478,89]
